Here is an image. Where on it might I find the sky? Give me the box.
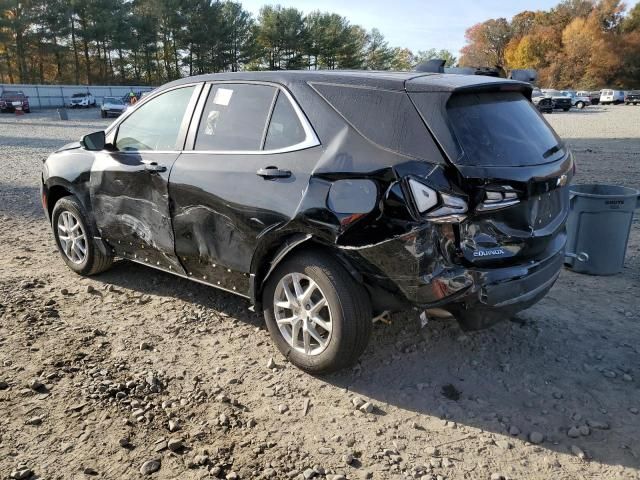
[241,0,563,56]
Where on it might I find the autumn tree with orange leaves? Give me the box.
[460,0,640,89]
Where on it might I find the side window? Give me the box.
[195,84,277,151]
[264,92,306,150]
[115,86,195,151]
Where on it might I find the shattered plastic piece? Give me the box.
[420,310,430,328]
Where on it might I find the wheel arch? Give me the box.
[249,232,365,311]
[45,183,73,222]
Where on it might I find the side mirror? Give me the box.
[80,131,106,151]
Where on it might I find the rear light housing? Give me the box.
[476,186,520,212]
[407,178,468,223]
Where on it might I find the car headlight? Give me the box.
[407,178,467,223]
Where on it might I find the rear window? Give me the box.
[446,92,562,167]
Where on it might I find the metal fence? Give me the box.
[0,83,155,108]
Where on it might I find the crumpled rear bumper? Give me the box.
[343,224,564,314]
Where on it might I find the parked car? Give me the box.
[577,90,600,105]
[69,92,96,108]
[624,91,640,105]
[600,89,625,105]
[41,71,573,373]
[541,89,572,111]
[100,96,128,117]
[560,91,591,109]
[532,89,553,113]
[0,90,30,113]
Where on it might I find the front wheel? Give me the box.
[563,107,571,111]
[51,196,113,276]
[263,250,372,374]
[576,101,585,109]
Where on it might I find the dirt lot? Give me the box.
[0,105,639,480]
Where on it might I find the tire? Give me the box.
[576,101,585,109]
[24,108,30,113]
[51,196,113,276]
[263,249,372,374]
[563,107,570,112]
[101,110,107,118]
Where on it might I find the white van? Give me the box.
[600,90,625,105]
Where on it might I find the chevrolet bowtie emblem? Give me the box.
[557,174,568,187]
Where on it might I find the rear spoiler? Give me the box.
[406,74,532,100]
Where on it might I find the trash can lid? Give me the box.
[570,184,639,199]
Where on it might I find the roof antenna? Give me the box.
[414,59,445,73]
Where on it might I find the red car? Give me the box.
[0,90,30,113]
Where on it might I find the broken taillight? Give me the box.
[407,178,468,223]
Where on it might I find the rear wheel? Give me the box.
[51,196,113,276]
[263,250,372,374]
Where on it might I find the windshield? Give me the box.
[1,91,23,99]
[447,91,563,167]
[72,93,87,98]
[104,97,124,104]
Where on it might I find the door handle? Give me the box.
[256,166,291,179]
[143,161,167,173]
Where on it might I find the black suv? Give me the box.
[41,71,573,373]
[625,91,640,105]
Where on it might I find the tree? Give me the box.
[389,47,414,70]
[255,5,306,70]
[220,2,255,72]
[505,25,559,70]
[364,28,393,69]
[414,48,457,67]
[1,0,35,82]
[459,18,512,68]
[0,0,635,88]
[623,2,640,32]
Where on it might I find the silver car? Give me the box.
[100,96,127,118]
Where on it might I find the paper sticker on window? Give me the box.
[212,88,233,106]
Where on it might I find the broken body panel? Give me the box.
[42,70,571,325]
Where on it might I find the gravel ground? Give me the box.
[0,105,639,480]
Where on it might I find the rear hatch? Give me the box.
[407,75,573,267]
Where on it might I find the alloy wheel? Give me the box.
[57,211,87,264]
[273,272,333,356]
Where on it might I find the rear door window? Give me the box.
[264,92,306,150]
[446,91,562,167]
[195,84,277,151]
